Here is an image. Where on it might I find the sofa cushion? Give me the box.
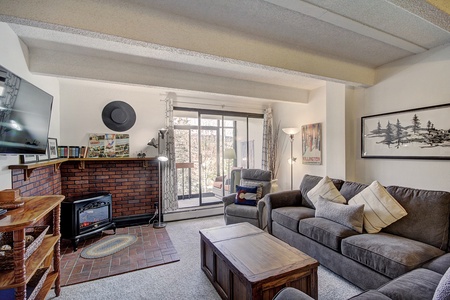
[226,203,258,219]
[433,267,450,300]
[272,206,315,232]
[299,217,361,252]
[378,268,441,300]
[299,174,344,208]
[339,181,369,202]
[349,290,392,300]
[315,197,365,233]
[385,186,450,251]
[307,176,346,207]
[342,232,445,278]
[423,253,450,275]
[348,181,408,233]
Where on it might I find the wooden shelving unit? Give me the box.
[0,195,64,300]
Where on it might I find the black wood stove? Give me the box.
[61,192,116,251]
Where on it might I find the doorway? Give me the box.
[173,108,264,210]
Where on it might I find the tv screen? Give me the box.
[0,65,53,155]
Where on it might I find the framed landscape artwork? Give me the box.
[302,123,322,165]
[361,103,450,159]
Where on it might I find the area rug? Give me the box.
[59,224,179,287]
[80,234,137,259]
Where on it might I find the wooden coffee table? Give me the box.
[200,222,318,300]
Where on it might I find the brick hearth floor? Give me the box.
[59,224,179,286]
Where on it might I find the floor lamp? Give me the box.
[282,127,300,190]
[148,128,168,228]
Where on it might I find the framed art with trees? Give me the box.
[361,103,450,159]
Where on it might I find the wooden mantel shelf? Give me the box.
[69,157,157,169]
[8,158,68,181]
[9,157,157,181]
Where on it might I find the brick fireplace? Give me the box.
[11,159,160,227]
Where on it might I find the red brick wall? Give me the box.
[12,165,62,196]
[12,165,62,226]
[60,160,159,218]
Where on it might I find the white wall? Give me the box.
[0,23,60,190]
[273,86,327,191]
[325,82,346,179]
[355,44,450,192]
[59,78,166,157]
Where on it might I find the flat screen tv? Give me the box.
[0,65,53,155]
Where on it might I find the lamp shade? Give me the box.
[224,148,236,160]
[158,155,168,162]
[282,127,300,135]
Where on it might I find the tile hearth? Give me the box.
[59,225,179,286]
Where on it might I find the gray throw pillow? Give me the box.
[433,267,450,300]
[315,197,364,233]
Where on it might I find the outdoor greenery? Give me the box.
[174,117,234,197]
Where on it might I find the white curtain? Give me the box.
[162,93,179,212]
[262,107,274,178]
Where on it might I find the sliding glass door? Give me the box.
[174,109,263,209]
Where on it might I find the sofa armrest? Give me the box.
[272,287,314,300]
[265,190,302,209]
[265,190,302,233]
[257,197,267,230]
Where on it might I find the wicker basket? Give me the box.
[0,225,49,271]
[27,267,50,300]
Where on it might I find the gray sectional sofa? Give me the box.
[265,174,450,294]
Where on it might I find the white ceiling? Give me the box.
[0,0,449,103]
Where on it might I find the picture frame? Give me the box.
[48,138,59,159]
[20,154,37,164]
[302,123,322,165]
[361,103,450,159]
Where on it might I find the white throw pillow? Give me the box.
[307,176,346,207]
[348,181,408,234]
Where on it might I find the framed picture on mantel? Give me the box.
[48,138,59,159]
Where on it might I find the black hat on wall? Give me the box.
[102,101,136,132]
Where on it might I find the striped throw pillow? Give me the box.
[306,176,346,207]
[348,181,407,234]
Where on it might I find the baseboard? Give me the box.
[113,214,156,228]
[164,205,224,222]
[113,206,223,225]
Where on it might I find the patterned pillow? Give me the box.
[241,179,270,198]
[433,266,450,300]
[306,176,346,207]
[348,181,408,234]
[240,182,263,200]
[235,185,258,206]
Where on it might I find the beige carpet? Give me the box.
[48,216,362,300]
